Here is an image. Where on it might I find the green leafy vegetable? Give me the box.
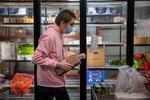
[18,44,34,55]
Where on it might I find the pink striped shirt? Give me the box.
[32,24,65,87]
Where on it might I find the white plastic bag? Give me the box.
[136,19,150,37]
[115,66,149,94]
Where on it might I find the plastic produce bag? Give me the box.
[10,73,33,95]
[136,19,150,44]
[115,66,149,94]
[136,19,150,38]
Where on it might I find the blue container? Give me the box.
[86,70,105,86]
[0,8,5,14]
[95,7,107,14]
[9,8,19,14]
[110,7,120,14]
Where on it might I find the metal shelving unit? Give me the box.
[0,0,35,99]
[0,35,33,39]
[2,60,32,62]
[87,66,119,70]
[64,42,125,46]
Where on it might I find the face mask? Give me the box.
[64,25,73,34]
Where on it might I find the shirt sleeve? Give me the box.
[32,34,58,68]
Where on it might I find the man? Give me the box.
[32,10,76,100]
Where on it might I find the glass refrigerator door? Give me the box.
[0,1,34,99]
[134,1,150,71]
[41,0,80,100]
[86,0,127,99]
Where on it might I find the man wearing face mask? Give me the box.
[32,10,76,100]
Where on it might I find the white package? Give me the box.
[0,42,16,60]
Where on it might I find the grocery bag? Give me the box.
[115,66,150,99]
[115,65,149,94]
[10,73,33,94]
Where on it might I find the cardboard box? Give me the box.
[123,37,150,44]
[23,16,30,23]
[87,47,105,67]
[0,18,3,23]
[10,18,16,23]
[55,54,84,76]
[16,18,24,23]
[147,38,150,44]
[4,18,9,23]
[134,37,148,44]
[65,70,79,75]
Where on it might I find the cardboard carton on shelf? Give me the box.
[147,38,150,44]
[10,18,17,23]
[4,18,9,23]
[0,18,3,23]
[29,16,34,23]
[23,16,30,23]
[134,37,148,44]
[123,36,150,44]
[16,18,24,23]
[55,53,85,76]
[87,47,105,67]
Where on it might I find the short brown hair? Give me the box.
[55,9,76,25]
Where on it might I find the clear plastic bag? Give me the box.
[115,66,149,94]
[136,19,150,37]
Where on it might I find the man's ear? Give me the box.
[60,21,64,26]
[60,21,65,25]
[62,21,68,27]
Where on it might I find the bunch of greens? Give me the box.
[18,44,34,55]
[110,60,126,65]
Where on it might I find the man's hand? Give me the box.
[56,60,73,71]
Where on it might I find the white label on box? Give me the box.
[87,36,102,44]
[98,37,102,44]
[91,35,98,52]
[87,36,91,45]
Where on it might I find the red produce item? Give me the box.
[134,53,143,60]
[142,62,150,71]
[10,73,33,95]
[148,62,150,67]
